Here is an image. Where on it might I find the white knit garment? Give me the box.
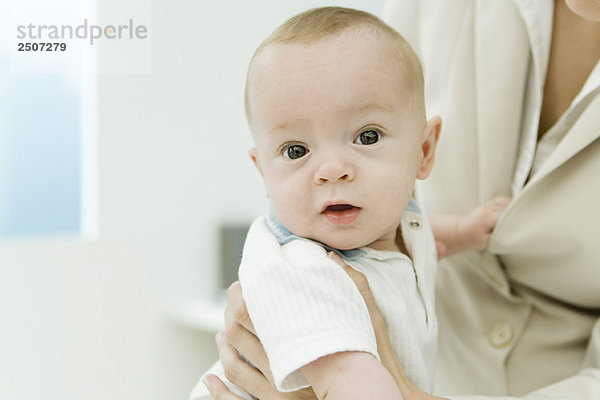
[242,208,437,393]
[191,209,438,400]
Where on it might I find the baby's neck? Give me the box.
[366,227,407,254]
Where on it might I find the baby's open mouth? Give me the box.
[321,203,361,225]
[324,204,356,212]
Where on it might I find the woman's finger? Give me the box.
[226,281,257,335]
[203,374,245,400]
[217,331,283,400]
[331,252,419,397]
[326,251,345,267]
[329,252,389,348]
[328,252,386,331]
[223,281,273,381]
[224,313,274,384]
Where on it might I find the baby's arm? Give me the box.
[428,196,511,257]
[301,351,403,400]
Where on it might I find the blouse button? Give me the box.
[488,321,514,348]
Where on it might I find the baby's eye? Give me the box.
[355,130,381,145]
[284,144,308,160]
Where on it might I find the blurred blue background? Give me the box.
[0,56,81,237]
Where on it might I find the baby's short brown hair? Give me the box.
[245,6,424,122]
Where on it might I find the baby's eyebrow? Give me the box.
[353,102,394,114]
[267,124,290,135]
[267,119,311,135]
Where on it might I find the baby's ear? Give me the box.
[249,148,269,198]
[248,147,264,177]
[416,116,441,180]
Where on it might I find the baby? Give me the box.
[192,7,509,400]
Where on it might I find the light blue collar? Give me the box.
[265,199,422,262]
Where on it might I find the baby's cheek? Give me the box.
[270,187,312,230]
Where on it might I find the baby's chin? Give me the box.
[299,231,371,251]
[281,219,375,250]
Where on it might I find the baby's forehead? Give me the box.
[246,27,424,127]
[254,28,398,69]
[250,31,408,93]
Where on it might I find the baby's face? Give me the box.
[247,30,432,251]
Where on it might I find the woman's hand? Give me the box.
[204,281,317,400]
[327,253,446,400]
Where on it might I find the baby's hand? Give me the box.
[457,196,511,251]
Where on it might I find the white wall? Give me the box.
[0,1,385,399]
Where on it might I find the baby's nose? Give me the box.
[314,154,355,184]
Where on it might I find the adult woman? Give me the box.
[205,0,600,398]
